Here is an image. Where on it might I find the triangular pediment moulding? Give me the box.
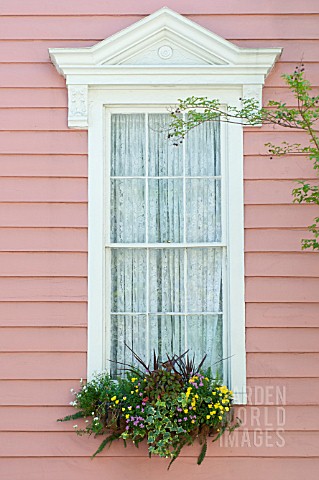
[49,7,281,128]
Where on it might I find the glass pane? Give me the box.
[187,315,223,376]
[110,315,146,377]
[149,249,185,313]
[111,114,145,176]
[148,179,183,243]
[149,315,185,363]
[186,179,221,242]
[111,179,145,243]
[148,114,183,176]
[111,249,147,312]
[185,119,220,176]
[187,248,223,312]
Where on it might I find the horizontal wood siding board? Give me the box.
[0,15,319,40]
[246,328,319,352]
[0,204,87,227]
[245,230,313,252]
[0,277,87,301]
[0,178,87,202]
[0,155,87,178]
[1,458,319,480]
[0,302,87,326]
[246,277,319,303]
[244,156,316,180]
[245,205,318,228]
[0,327,87,352]
[0,380,85,406]
[0,131,87,154]
[0,228,87,252]
[0,89,68,107]
[0,353,86,379]
[246,303,319,328]
[247,353,319,377]
[245,252,319,277]
[2,0,319,15]
[0,431,318,457]
[247,378,319,405]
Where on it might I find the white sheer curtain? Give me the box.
[109,113,223,376]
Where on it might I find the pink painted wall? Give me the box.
[1,1,319,478]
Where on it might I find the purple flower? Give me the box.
[183,417,188,421]
[136,405,140,409]
[125,426,129,430]
[178,419,182,423]
[141,408,144,413]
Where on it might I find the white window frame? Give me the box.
[88,88,244,403]
[49,7,281,404]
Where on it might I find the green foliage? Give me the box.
[59,353,239,468]
[168,65,319,250]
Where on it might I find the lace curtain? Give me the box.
[109,113,223,376]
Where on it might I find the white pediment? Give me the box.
[49,7,282,128]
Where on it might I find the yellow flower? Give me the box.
[130,391,134,394]
[191,420,195,424]
[123,396,127,400]
[184,409,188,414]
[208,404,212,408]
[131,378,137,383]
[128,406,132,410]
[195,394,199,399]
[122,408,126,411]
[125,414,130,419]
[115,400,119,404]
[212,410,216,415]
[111,396,117,401]
[225,407,230,412]
[212,391,216,395]
[218,416,223,420]
[206,415,211,420]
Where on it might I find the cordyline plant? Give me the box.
[58,349,240,468]
[168,65,319,250]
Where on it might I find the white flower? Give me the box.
[80,378,83,383]
[93,417,99,421]
[73,425,78,428]
[85,420,89,423]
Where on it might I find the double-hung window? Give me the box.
[49,6,280,403]
[106,110,225,377]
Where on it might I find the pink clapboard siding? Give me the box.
[0,2,318,479]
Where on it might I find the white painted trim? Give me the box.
[50,10,281,404]
[49,7,281,128]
